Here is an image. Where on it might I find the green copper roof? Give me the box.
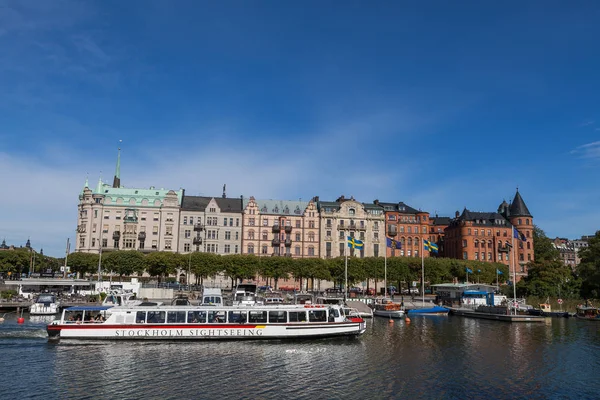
[90,183,183,207]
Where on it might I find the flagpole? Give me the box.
[384,238,388,299]
[421,240,425,306]
[511,228,517,315]
[496,268,499,290]
[344,238,348,302]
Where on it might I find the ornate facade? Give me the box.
[178,191,243,255]
[241,197,320,258]
[443,190,534,281]
[376,200,431,258]
[317,196,384,258]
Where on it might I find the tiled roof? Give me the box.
[377,201,423,214]
[509,191,532,218]
[182,196,243,212]
[432,217,451,225]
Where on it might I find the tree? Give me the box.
[145,252,180,282]
[67,252,99,277]
[533,225,560,262]
[577,231,600,299]
[0,249,30,276]
[189,252,223,286]
[102,251,146,279]
[517,260,580,299]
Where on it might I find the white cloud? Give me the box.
[571,141,600,159]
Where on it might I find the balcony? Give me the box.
[337,224,346,230]
[272,224,281,233]
[284,225,292,233]
[138,232,146,240]
[350,223,366,231]
[272,238,281,246]
[193,237,203,245]
[284,239,292,247]
[112,231,121,240]
[193,224,203,232]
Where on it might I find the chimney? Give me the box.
[373,199,379,205]
[455,210,460,218]
[313,195,320,202]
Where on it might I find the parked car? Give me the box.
[349,287,363,294]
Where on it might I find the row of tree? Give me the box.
[3,226,599,298]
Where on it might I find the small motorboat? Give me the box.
[372,299,404,319]
[575,302,600,321]
[30,293,60,316]
[407,305,449,315]
[528,303,569,318]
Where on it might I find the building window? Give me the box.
[153,213,159,221]
[263,218,268,226]
[308,246,315,256]
[235,232,239,240]
[262,245,268,254]
[234,245,238,254]
[463,252,468,260]
[190,217,194,225]
[309,221,315,229]
[102,238,107,248]
[407,250,411,257]
[183,217,188,225]
[474,252,479,260]
[462,240,467,248]
[164,240,172,250]
[374,243,379,257]
[474,240,479,248]
[184,243,190,252]
[518,219,522,225]
[249,218,255,226]
[519,253,524,261]
[223,218,228,226]
[79,237,85,248]
[374,232,379,239]
[414,250,419,258]
[295,246,301,256]
[339,243,344,256]
[248,230,255,240]
[474,229,478,236]
[349,208,355,216]
[308,232,315,242]
[247,244,254,254]
[527,253,531,261]
[225,231,231,240]
[262,231,268,240]
[296,233,301,241]
[224,244,231,253]
[185,230,191,239]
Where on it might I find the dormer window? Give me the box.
[349,208,355,216]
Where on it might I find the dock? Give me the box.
[346,300,374,318]
[448,307,545,322]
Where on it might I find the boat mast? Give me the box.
[421,240,425,306]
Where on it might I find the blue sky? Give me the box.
[1,1,599,256]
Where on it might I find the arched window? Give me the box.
[401,237,406,246]
[518,218,522,225]
[262,245,268,254]
[488,240,492,249]
[526,219,530,225]
[474,240,479,248]
[248,230,255,240]
[349,208,355,216]
[308,246,315,256]
[527,242,531,250]
[408,237,412,246]
[247,244,254,254]
[415,237,419,247]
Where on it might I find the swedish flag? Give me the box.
[423,239,438,253]
[347,236,364,250]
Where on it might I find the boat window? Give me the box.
[208,311,226,323]
[288,311,307,322]
[147,311,166,324]
[64,310,81,323]
[187,311,207,323]
[308,310,327,322]
[203,296,222,304]
[228,311,247,323]
[136,311,146,323]
[167,311,186,323]
[329,308,340,318]
[248,311,267,323]
[268,311,287,323]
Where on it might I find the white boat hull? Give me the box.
[30,304,59,316]
[49,322,366,340]
[373,309,405,319]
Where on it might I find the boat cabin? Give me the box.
[201,288,224,306]
[431,284,502,307]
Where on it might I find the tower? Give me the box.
[508,189,534,278]
[112,142,122,188]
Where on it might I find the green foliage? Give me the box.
[577,231,600,299]
[517,260,580,299]
[67,252,99,276]
[144,251,180,281]
[533,225,560,262]
[0,249,31,274]
[102,251,146,278]
[1,290,17,300]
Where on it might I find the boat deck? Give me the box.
[448,307,545,322]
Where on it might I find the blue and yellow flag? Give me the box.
[347,236,364,250]
[386,237,402,249]
[423,239,438,253]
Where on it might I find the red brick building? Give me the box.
[375,201,433,258]
[443,190,534,281]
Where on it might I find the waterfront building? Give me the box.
[443,190,534,281]
[178,187,243,255]
[317,196,384,258]
[429,216,450,255]
[75,150,183,254]
[553,236,590,269]
[241,197,320,258]
[375,200,431,258]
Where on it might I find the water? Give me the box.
[1,314,599,399]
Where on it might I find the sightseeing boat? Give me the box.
[575,304,600,321]
[30,293,60,316]
[46,303,366,341]
[372,300,404,319]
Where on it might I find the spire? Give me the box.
[84,173,89,189]
[222,184,226,198]
[96,175,103,193]
[0,239,7,249]
[26,238,31,249]
[113,140,122,188]
[509,190,532,217]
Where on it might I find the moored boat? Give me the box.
[528,303,569,318]
[46,303,366,341]
[372,300,404,319]
[575,303,600,321]
[407,306,449,315]
[30,293,60,316]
